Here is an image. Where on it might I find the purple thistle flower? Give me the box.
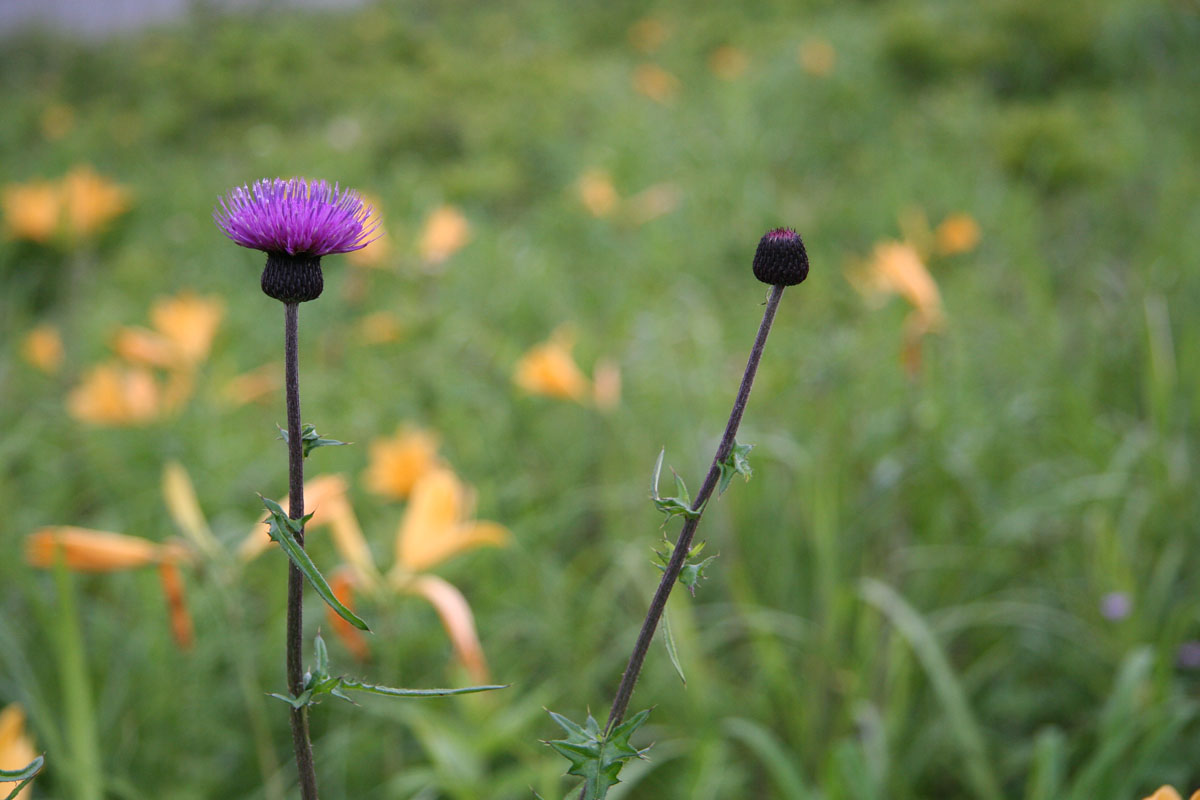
[215,178,382,303]
[214,178,380,257]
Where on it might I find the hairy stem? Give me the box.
[284,301,319,800]
[603,284,786,733]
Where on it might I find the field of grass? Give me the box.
[2,0,1200,797]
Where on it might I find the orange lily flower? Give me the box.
[1,180,60,242]
[576,170,618,218]
[514,327,590,403]
[26,527,194,648]
[60,166,129,238]
[708,46,749,81]
[66,363,161,426]
[258,469,509,680]
[0,704,37,800]
[419,205,470,266]
[935,213,981,256]
[363,427,441,500]
[632,64,680,104]
[1144,788,1200,800]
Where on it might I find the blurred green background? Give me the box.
[2,0,1200,797]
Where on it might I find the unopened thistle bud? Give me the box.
[213,177,381,303]
[752,227,809,286]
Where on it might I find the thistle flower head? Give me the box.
[752,227,809,286]
[213,178,380,258]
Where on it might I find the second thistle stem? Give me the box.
[603,284,786,733]
[284,301,319,800]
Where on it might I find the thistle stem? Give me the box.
[284,301,319,800]
[603,284,786,733]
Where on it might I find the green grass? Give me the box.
[2,0,1200,797]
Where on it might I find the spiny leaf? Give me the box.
[543,708,652,800]
[653,538,718,596]
[717,441,754,496]
[649,449,702,521]
[278,423,350,458]
[259,495,369,631]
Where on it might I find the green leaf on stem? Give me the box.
[652,537,718,597]
[662,610,686,686]
[278,423,350,459]
[2,755,44,800]
[650,448,702,521]
[259,495,370,631]
[270,632,508,708]
[717,441,754,496]
[544,709,652,800]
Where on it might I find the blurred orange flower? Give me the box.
[514,327,590,403]
[628,17,669,54]
[935,213,981,256]
[419,205,470,265]
[67,362,161,425]
[0,703,37,800]
[61,166,129,238]
[21,323,64,374]
[709,46,749,80]
[364,427,442,500]
[633,64,680,103]
[577,170,619,218]
[248,469,508,680]
[848,241,946,375]
[798,37,836,77]
[1144,788,1200,800]
[2,180,60,242]
[222,363,280,407]
[26,526,194,648]
[592,357,622,411]
[357,311,404,345]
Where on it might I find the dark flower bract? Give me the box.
[214,178,380,257]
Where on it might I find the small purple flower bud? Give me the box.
[214,178,381,303]
[1100,591,1131,621]
[752,227,809,286]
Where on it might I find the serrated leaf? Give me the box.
[267,690,314,709]
[279,423,350,458]
[717,441,754,496]
[652,538,717,595]
[259,495,370,631]
[662,610,686,686]
[678,554,718,597]
[649,449,702,521]
[543,708,652,800]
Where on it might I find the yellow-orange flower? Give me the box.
[709,46,749,80]
[149,292,224,366]
[419,205,470,265]
[632,64,680,103]
[935,213,981,256]
[577,170,619,218]
[1143,788,1200,800]
[21,324,64,374]
[26,526,187,571]
[393,468,511,575]
[798,37,836,77]
[2,180,60,242]
[514,327,590,403]
[592,357,622,411]
[66,362,161,425]
[0,703,37,800]
[250,469,509,680]
[857,241,945,332]
[61,166,130,238]
[364,427,441,500]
